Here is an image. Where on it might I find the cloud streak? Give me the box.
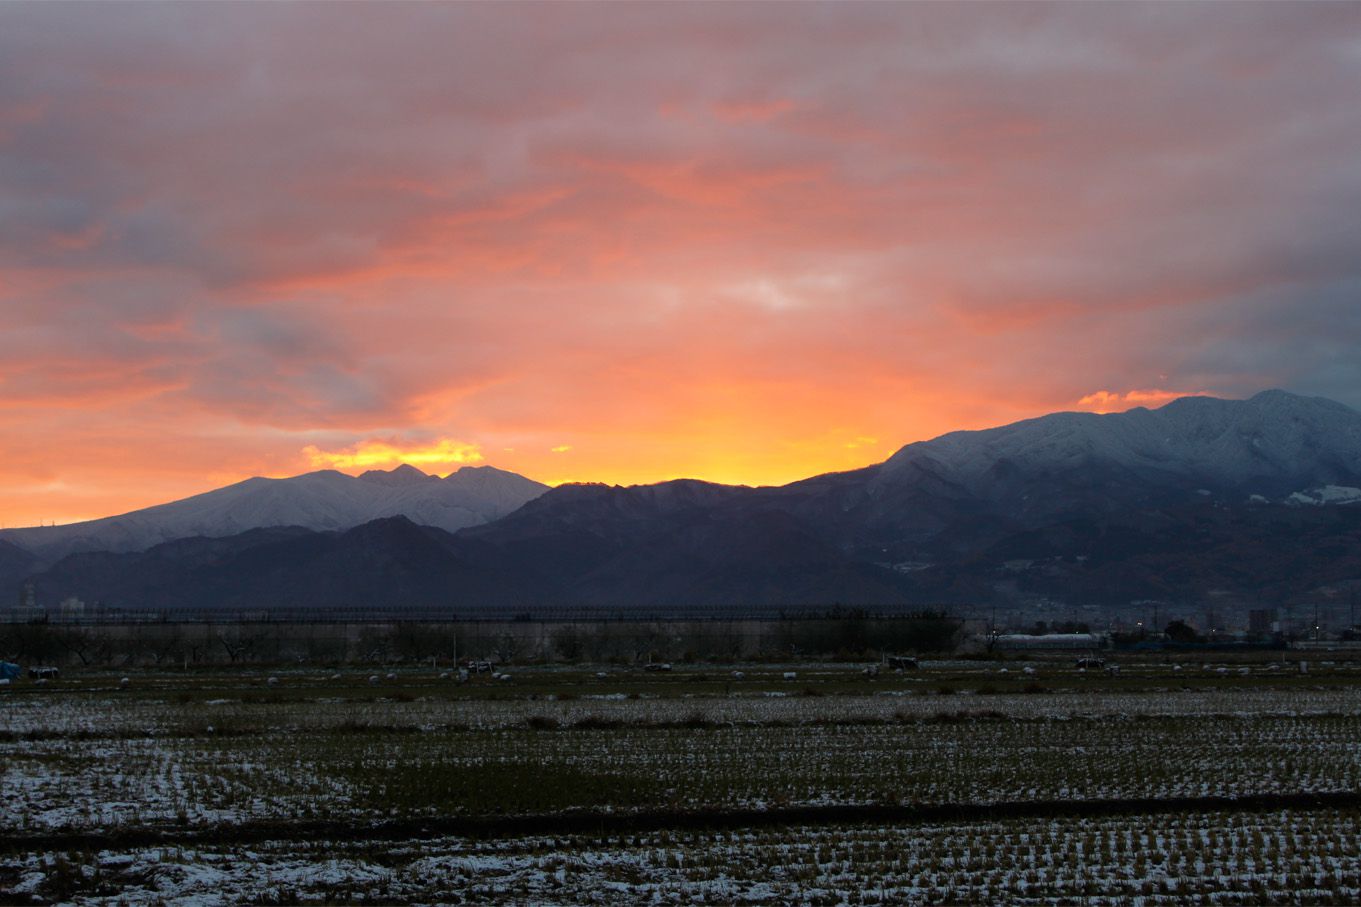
[1076,390,1210,415]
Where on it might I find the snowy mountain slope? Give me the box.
[750,389,1361,560]
[1287,485,1361,506]
[879,390,1361,498]
[0,464,548,562]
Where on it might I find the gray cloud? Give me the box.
[0,1,1359,453]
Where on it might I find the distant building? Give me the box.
[12,581,45,622]
[1249,609,1277,636]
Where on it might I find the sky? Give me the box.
[2,3,1361,526]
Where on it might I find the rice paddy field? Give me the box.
[4,654,1361,904]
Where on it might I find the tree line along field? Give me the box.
[3,656,1361,903]
[0,612,965,668]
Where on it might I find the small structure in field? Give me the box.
[28,667,59,680]
[996,633,1106,651]
[886,656,919,671]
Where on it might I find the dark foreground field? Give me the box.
[3,655,1361,903]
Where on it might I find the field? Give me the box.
[4,655,1361,903]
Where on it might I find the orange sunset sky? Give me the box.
[2,3,1361,526]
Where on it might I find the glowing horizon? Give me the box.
[2,4,1360,527]
[9,390,1217,527]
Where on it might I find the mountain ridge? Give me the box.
[11,389,1361,612]
[0,464,549,564]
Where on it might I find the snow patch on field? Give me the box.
[6,812,1361,905]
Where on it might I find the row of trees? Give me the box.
[1,611,964,668]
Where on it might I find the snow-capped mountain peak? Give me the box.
[359,464,438,486]
[0,464,549,562]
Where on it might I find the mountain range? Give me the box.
[8,390,1361,613]
[0,464,548,562]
